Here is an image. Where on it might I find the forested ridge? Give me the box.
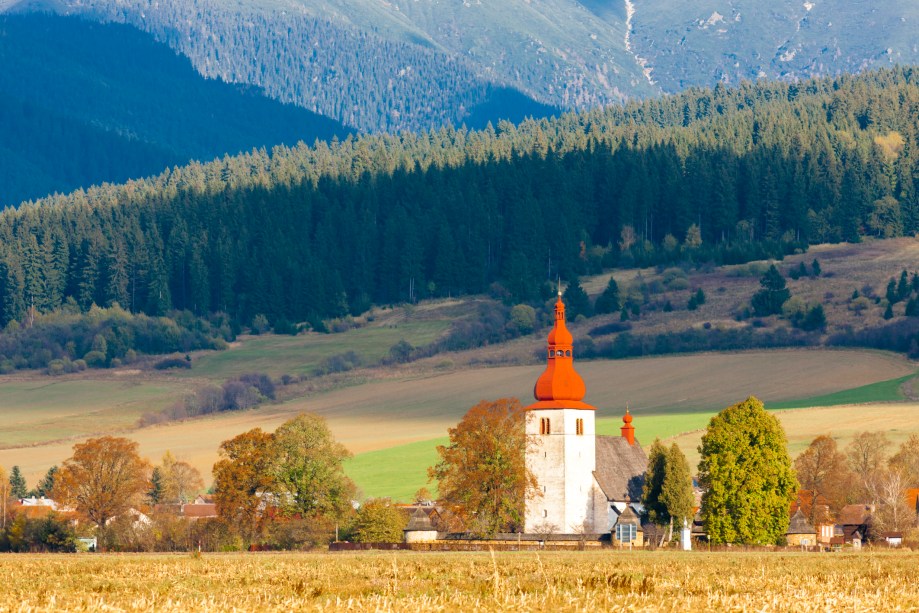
[1,68,917,329]
[0,14,348,206]
[46,0,561,133]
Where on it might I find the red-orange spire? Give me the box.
[621,408,635,445]
[527,291,594,411]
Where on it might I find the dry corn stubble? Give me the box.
[3,550,919,611]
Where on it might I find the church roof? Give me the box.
[786,508,816,535]
[593,435,648,502]
[528,293,593,410]
[405,507,435,531]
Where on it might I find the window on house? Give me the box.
[576,418,584,435]
[616,523,637,543]
[540,417,551,435]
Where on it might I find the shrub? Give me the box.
[155,357,192,370]
[83,350,107,368]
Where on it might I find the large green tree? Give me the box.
[271,413,356,521]
[698,396,798,545]
[429,398,537,536]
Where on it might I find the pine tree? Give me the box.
[148,467,164,504]
[9,465,27,498]
[751,265,791,316]
[898,270,910,301]
[593,277,621,315]
[660,443,695,542]
[562,277,592,319]
[641,439,668,525]
[35,466,57,498]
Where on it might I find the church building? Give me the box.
[524,291,648,537]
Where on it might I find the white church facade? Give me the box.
[524,292,648,537]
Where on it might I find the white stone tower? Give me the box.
[524,291,600,534]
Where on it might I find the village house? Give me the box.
[524,292,647,537]
[785,509,817,547]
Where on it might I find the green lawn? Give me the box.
[185,321,450,380]
[344,437,448,501]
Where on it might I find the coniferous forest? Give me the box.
[1,68,917,329]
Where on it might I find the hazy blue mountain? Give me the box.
[0,13,349,206]
[5,0,642,132]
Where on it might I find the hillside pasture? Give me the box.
[0,348,911,499]
[0,379,193,448]
[185,318,450,380]
[2,551,919,611]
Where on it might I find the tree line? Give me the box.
[1,68,917,331]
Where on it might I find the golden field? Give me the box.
[2,550,919,611]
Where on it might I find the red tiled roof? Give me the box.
[838,504,873,526]
[182,503,217,518]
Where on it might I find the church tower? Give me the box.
[525,291,600,533]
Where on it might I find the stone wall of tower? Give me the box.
[525,408,599,533]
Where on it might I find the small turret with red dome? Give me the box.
[621,408,636,445]
[527,290,595,411]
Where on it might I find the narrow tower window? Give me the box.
[540,417,551,435]
[576,418,584,435]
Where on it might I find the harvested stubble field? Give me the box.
[2,551,919,611]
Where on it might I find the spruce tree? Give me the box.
[594,277,621,315]
[9,465,27,498]
[641,439,668,525]
[148,467,164,504]
[562,277,592,319]
[35,466,57,498]
[660,443,695,542]
[751,265,790,316]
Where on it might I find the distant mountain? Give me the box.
[0,13,348,206]
[628,0,919,92]
[5,0,633,132]
[8,0,917,135]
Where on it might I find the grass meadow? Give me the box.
[2,550,918,611]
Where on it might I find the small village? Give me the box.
[5,293,918,554]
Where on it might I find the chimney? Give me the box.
[621,409,635,446]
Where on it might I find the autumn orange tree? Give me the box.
[52,436,150,528]
[212,427,276,545]
[429,398,537,536]
[794,435,852,524]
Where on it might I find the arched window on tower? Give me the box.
[540,417,551,435]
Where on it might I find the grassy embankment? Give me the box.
[2,551,919,610]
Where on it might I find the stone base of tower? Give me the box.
[524,408,606,534]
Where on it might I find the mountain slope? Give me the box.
[0,14,349,206]
[628,0,919,91]
[9,0,643,132]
